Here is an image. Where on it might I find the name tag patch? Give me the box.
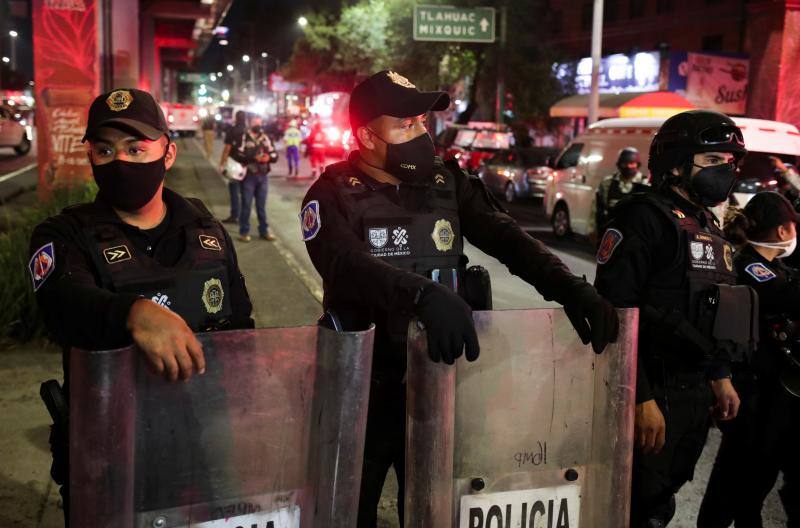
[744,262,776,282]
[29,242,56,291]
[689,233,718,271]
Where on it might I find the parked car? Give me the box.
[436,122,514,174]
[0,106,31,156]
[478,147,559,202]
[544,116,800,238]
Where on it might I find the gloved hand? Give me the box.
[564,287,619,354]
[415,282,480,364]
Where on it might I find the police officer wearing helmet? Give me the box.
[29,88,254,524]
[301,70,620,527]
[593,147,648,240]
[594,110,758,527]
[698,191,800,527]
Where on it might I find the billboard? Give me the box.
[668,51,749,115]
[32,0,99,196]
[555,52,662,95]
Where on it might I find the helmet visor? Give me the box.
[696,124,744,147]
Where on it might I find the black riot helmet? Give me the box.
[648,110,747,188]
[617,147,641,171]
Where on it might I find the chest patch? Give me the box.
[744,262,776,283]
[103,244,132,264]
[689,232,718,271]
[199,234,222,251]
[596,228,623,265]
[432,219,455,252]
[202,277,225,313]
[300,200,321,241]
[29,242,56,292]
[367,225,411,258]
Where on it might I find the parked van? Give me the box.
[544,117,800,238]
[159,102,200,137]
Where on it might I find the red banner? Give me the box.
[32,0,99,195]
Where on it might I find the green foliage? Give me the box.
[285,0,568,121]
[0,183,97,345]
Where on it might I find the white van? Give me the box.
[544,117,800,238]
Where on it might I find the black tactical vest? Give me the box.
[605,177,648,210]
[622,193,754,366]
[64,201,233,332]
[322,160,465,288]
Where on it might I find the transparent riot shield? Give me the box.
[69,324,374,528]
[406,308,637,528]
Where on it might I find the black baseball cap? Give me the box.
[349,70,450,130]
[82,88,169,142]
[744,191,799,230]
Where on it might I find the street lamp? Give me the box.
[226,64,234,72]
[219,39,229,46]
[217,71,223,77]
[8,30,17,70]
[1,57,9,63]
[261,52,268,59]
[298,16,308,28]
[242,54,250,63]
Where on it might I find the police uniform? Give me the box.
[595,111,757,527]
[698,193,800,527]
[594,171,648,237]
[30,88,253,523]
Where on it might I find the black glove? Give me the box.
[415,283,480,364]
[564,287,619,354]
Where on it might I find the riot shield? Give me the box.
[69,324,374,528]
[406,308,637,528]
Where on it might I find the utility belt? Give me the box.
[428,264,492,311]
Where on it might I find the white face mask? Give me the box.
[750,237,797,259]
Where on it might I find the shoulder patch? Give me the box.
[744,262,777,283]
[300,200,321,241]
[597,228,624,265]
[29,242,56,291]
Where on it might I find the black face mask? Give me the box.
[619,166,638,179]
[92,154,167,212]
[689,162,738,207]
[367,129,436,183]
[250,125,261,134]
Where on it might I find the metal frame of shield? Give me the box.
[405,308,638,527]
[69,324,375,528]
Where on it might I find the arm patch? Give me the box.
[596,228,623,265]
[744,262,776,283]
[300,200,321,241]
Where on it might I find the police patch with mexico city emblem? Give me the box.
[29,242,56,292]
[368,225,411,258]
[300,200,321,241]
[596,228,623,265]
[723,244,734,272]
[432,219,455,252]
[106,89,133,112]
[744,262,776,283]
[689,232,717,271]
[202,277,225,314]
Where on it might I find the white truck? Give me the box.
[159,102,200,137]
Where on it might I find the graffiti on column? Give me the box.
[32,0,98,195]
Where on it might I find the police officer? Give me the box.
[698,192,800,527]
[593,147,648,240]
[283,119,302,178]
[29,88,254,524]
[301,70,619,527]
[594,110,757,527]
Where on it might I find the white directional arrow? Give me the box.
[480,17,489,32]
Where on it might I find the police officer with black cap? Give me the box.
[594,110,758,527]
[698,191,800,527]
[594,147,648,240]
[301,70,619,527]
[29,88,254,524]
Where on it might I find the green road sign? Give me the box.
[413,5,495,43]
[178,72,209,84]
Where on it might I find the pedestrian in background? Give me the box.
[239,115,276,242]
[283,119,302,178]
[592,147,648,242]
[305,121,327,179]
[219,110,248,224]
[201,113,216,159]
